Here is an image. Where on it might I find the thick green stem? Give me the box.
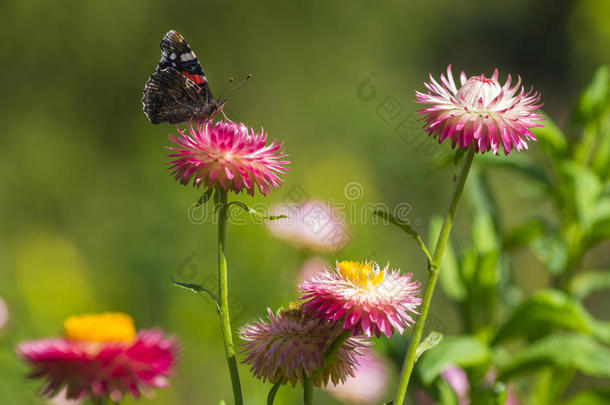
[217,188,243,405]
[303,377,313,405]
[393,147,475,405]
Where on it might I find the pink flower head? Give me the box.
[168,120,289,196]
[300,260,422,338]
[16,312,178,402]
[238,303,368,387]
[266,200,349,253]
[415,65,544,155]
[325,347,389,404]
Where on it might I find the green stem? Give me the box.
[393,147,475,405]
[313,329,352,379]
[217,188,243,405]
[267,382,281,405]
[303,377,313,405]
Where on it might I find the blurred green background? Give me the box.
[1,0,609,404]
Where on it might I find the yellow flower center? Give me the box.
[63,312,136,343]
[337,260,384,288]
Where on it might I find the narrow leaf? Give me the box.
[492,289,610,345]
[171,276,219,310]
[569,271,610,300]
[562,389,610,405]
[374,209,432,262]
[415,331,444,363]
[499,333,610,380]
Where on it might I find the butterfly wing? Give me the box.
[157,30,213,101]
[142,67,207,124]
[142,30,224,124]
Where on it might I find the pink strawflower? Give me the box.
[266,200,349,253]
[325,347,390,404]
[16,312,178,402]
[300,260,422,338]
[168,120,289,196]
[238,304,368,387]
[415,65,543,155]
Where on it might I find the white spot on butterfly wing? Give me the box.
[180,52,196,62]
[170,52,177,60]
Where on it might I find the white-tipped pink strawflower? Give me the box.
[300,260,422,338]
[238,304,368,387]
[415,65,543,155]
[168,120,289,196]
[326,347,390,404]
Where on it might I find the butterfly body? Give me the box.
[142,30,226,124]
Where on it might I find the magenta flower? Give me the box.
[238,304,368,387]
[415,65,543,155]
[325,347,390,404]
[300,260,422,338]
[16,313,178,402]
[168,120,289,196]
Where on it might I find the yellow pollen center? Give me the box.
[63,312,136,343]
[337,261,384,287]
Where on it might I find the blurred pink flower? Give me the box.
[442,364,470,405]
[16,313,178,402]
[168,120,288,196]
[238,304,368,387]
[297,257,331,283]
[266,200,349,253]
[0,297,8,331]
[325,347,389,404]
[416,65,543,155]
[300,260,421,338]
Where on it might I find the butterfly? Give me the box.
[142,30,226,124]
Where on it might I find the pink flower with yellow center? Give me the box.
[238,303,368,387]
[415,65,544,155]
[300,260,422,338]
[16,312,178,402]
[168,120,289,196]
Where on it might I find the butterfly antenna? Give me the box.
[225,74,253,96]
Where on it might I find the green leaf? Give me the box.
[437,379,459,405]
[418,336,491,384]
[171,276,220,310]
[532,112,568,157]
[559,162,603,230]
[531,232,568,275]
[227,201,287,221]
[569,271,610,300]
[503,217,548,250]
[492,289,610,345]
[429,216,465,301]
[572,65,610,128]
[374,209,432,262]
[586,217,610,249]
[562,389,610,405]
[196,187,215,206]
[499,333,610,380]
[415,331,444,363]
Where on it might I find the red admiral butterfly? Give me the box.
[142,30,226,124]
